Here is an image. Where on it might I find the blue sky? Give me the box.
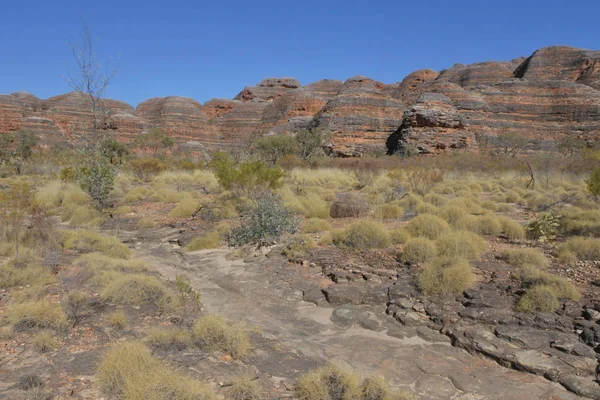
[1,0,599,107]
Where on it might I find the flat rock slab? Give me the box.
[138,247,586,400]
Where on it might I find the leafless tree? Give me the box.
[67,24,118,153]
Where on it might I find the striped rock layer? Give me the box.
[1,45,599,155]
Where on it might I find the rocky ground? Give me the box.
[128,222,599,399]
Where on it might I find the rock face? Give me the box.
[310,76,406,156]
[1,45,600,155]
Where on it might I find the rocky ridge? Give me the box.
[1,45,600,155]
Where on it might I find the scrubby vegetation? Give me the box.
[1,134,598,399]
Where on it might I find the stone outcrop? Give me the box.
[310,76,406,156]
[2,45,600,155]
[387,93,475,155]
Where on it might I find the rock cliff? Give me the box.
[1,45,599,155]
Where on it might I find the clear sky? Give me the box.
[1,0,599,107]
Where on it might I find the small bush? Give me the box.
[517,285,560,313]
[108,310,127,329]
[18,374,44,390]
[435,231,487,260]
[281,235,317,259]
[3,300,67,332]
[213,157,284,197]
[423,193,446,206]
[476,215,503,236]
[100,274,176,309]
[62,230,130,259]
[229,193,298,246]
[374,204,404,219]
[525,212,561,242]
[186,232,221,251]
[414,202,438,215]
[499,248,549,268]
[437,205,468,226]
[405,168,444,195]
[97,341,217,399]
[333,220,391,250]
[302,218,332,233]
[69,205,104,227]
[136,217,156,229]
[225,376,262,400]
[296,365,360,400]
[193,314,250,359]
[500,218,526,240]
[587,167,600,197]
[360,376,414,400]
[330,192,370,218]
[78,161,117,209]
[390,228,411,244]
[417,257,476,296]
[61,290,90,326]
[169,196,200,218]
[130,158,167,181]
[559,237,600,261]
[401,238,437,264]
[404,214,450,240]
[33,330,59,353]
[146,327,194,351]
[0,263,56,289]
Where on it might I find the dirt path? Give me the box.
[137,242,582,400]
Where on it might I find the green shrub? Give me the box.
[193,314,250,359]
[333,220,391,250]
[415,202,438,215]
[417,257,476,296]
[517,285,559,313]
[186,232,221,251]
[253,134,298,165]
[525,213,561,242]
[476,215,503,236]
[435,231,487,260]
[500,248,549,268]
[404,214,450,240]
[212,156,284,197]
[302,218,332,233]
[228,193,298,246]
[78,161,117,210]
[402,237,437,264]
[136,217,156,229]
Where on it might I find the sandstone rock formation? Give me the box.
[1,45,600,155]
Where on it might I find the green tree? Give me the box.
[253,134,298,166]
[210,153,284,198]
[78,160,117,209]
[295,128,330,160]
[134,128,174,156]
[100,136,129,165]
[0,131,40,174]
